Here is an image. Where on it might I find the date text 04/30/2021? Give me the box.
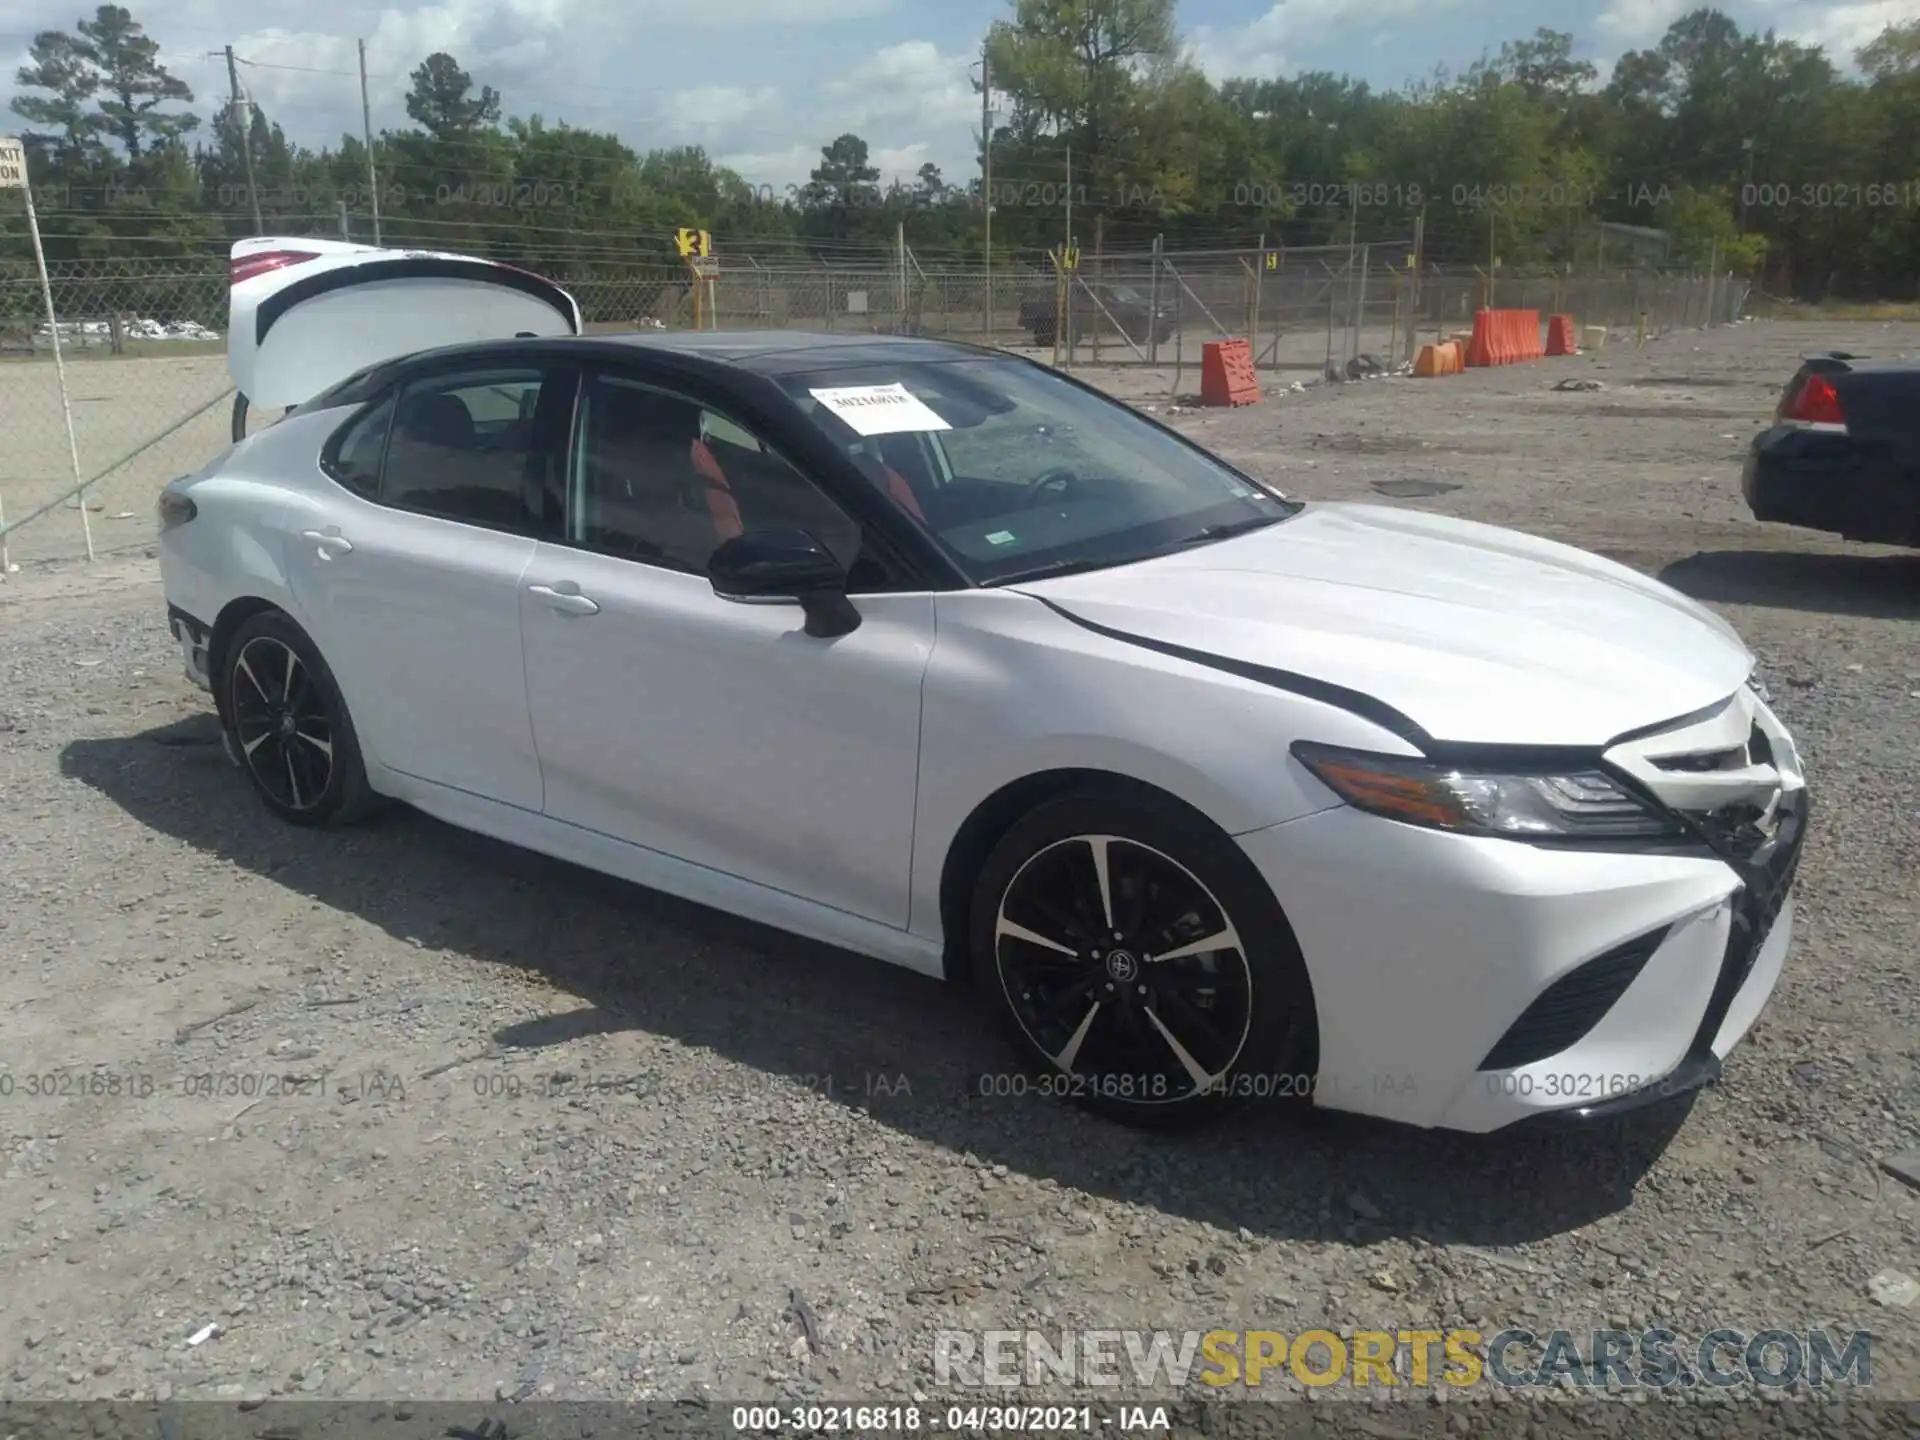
[730,1404,1171,1434]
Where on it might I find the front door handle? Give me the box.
[300,528,353,557]
[528,583,600,616]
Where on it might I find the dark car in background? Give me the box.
[1743,352,1920,548]
[1018,281,1177,350]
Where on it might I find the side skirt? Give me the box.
[368,763,948,980]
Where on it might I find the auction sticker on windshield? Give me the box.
[809,383,952,436]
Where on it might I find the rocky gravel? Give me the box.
[0,318,1916,1434]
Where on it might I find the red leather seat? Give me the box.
[690,437,743,541]
[882,464,926,521]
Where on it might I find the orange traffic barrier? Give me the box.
[1413,341,1463,376]
[1545,314,1579,356]
[1200,338,1261,406]
[1464,308,1545,367]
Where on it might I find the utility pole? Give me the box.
[360,39,381,244]
[226,46,263,232]
[978,47,993,342]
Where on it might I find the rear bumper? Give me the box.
[1743,426,1919,547]
[167,604,214,692]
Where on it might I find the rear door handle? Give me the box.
[528,583,600,615]
[300,529,352,556]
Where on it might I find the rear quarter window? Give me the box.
[323,392,396,496]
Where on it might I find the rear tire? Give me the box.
[219,611,383,827]
[969,790,1316,1131]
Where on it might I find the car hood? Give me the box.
[1012,502,1753,748]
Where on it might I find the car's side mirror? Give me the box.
[708,528,861,638]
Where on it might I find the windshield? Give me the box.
[776,357,1300,584]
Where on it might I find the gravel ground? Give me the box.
[0,318,1916,1435]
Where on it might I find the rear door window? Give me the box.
[381,368,548,531]
[324,392,395,497]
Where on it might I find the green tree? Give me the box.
[800,133,882,245]
[78,4,196,159]
[986,0,1180,233]
[405,52,501,140]
[11,28,102,159]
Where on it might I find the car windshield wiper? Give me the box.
[988,549,1174,586]
[1164,513,1287,548]
[988,514,1290,586]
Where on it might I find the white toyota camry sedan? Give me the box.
[159,248,1807,1134]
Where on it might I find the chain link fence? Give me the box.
[0,245,1747,569]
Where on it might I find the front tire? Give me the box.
[969,791,1315,1131]
[219,611,382,827]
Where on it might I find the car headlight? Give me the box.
[1291,742,1684,840]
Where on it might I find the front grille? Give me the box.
[1478,926,1671,1072]
[1684,786,1809,1049]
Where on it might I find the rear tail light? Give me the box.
[157,489,196,529]
[230,249,319,285]
[1781,372,1845,426]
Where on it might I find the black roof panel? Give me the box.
[598,328,998,375]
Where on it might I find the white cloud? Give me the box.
[668,85,783,130]
[704,43,975,190]
[1597,0,1917,58]
[1595,0,1690,42]
[1752,0,1920,63]
[1189,0,1472,81]
[714,144,818,193]
[821,40,978,132]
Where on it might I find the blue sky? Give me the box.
[3,0,1914,191]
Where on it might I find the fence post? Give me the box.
[1353,243,1369,366]
[1324,286,1336,378]
[1092,214,1102,364]
[1405,215,1422,364]
[1170,259,1182,397]
[1388,271,1401,370]
[19,166,95,559]
[1147,234,1163,366]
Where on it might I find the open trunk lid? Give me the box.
[227,237,582,410]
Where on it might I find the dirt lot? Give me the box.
[0,318,1916,1431]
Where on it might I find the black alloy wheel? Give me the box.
[220,611,381,826]
[971,792,1315,1129]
